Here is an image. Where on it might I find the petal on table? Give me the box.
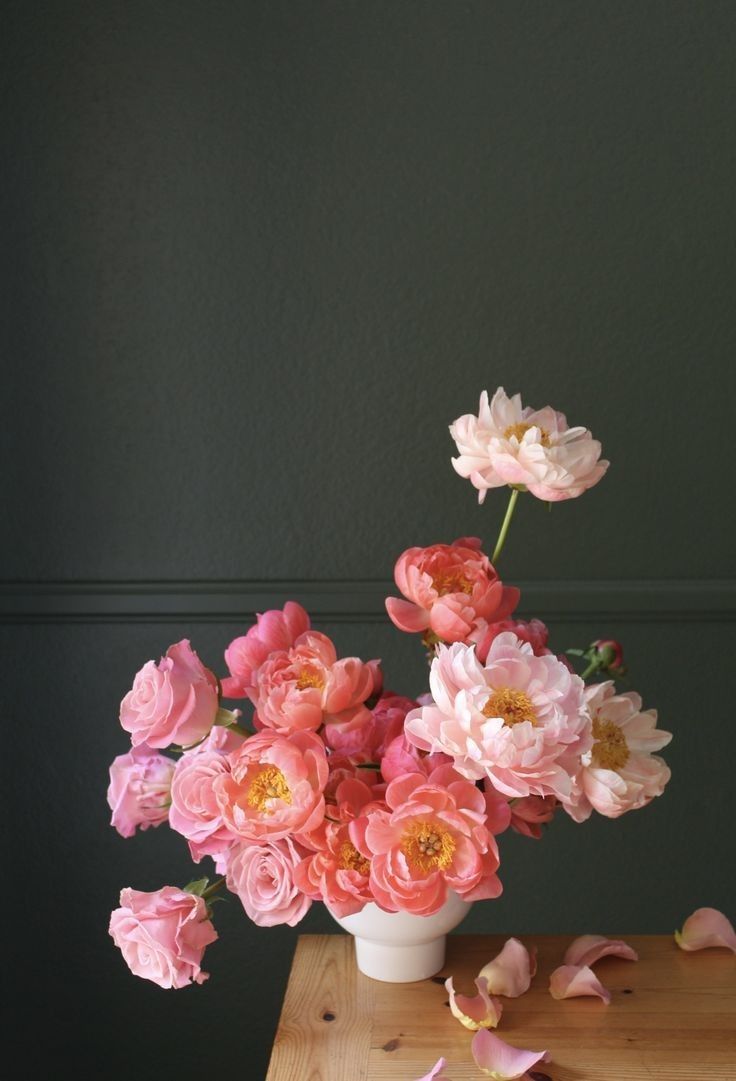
[563,934,639,967]
[477,937,537,997]
[414,1057,452,1081]
[471,1029,551,1080]
[675,907,736,953]
[445,976,503,1030]
[549,964,611,1004]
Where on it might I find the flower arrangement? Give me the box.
[107,387,674,989]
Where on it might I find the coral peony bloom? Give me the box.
[549,964,611,1003]
[120,639,219,749]
[471,617,550,666]
[508,794,558,839]
[222,602,310,699]
[352,766,502,916]
[471,1029,550,1080]
[450,387,609,503]
[214,729,327,841]
[675,908,736,953]
[568,681,672,821]
[414,1060,452,1081]
[109,886,217,989]
[564,934,638,967]
[293,819,375,918]
[405,634,591,804]
[169,745,236,863]
[107,746,175,838]
[445,976,503,1030]
[386,538,519,643]
[478,938,537,998]
[253,631,376,734]
[225,837,311,927]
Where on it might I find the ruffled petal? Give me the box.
[471,1029,550,1079]
[563,934,639,967]
[445,976,503,1030]
[675,907,736,953]
[549,964,611,1004]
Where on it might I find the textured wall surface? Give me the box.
[2,3,735,1079]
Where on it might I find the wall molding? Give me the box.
[0,579,734,623]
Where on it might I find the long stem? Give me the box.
[492,487,520,564]
[580,659,599,680]
[202,876,227,901]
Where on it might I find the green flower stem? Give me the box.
[491,487,520,565]
[201,877,227,901]
[580,658,599,680]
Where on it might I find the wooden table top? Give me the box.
[266,933,736,1080]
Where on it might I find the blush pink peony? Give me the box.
[405,634,591,803]
[214,729,328,841]
[107,745,175,838]
[108,886,217,989]
[386,538,519,643]
[351,765,502,915]
[450,387,609,503]
[252,631,377,734]
[225,837,312,927]
[567,681,672,821]
[119,639,219,749]
[222,602,310,699]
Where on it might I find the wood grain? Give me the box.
[266,934,736,1081]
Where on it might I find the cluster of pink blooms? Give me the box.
[107,388,674,991]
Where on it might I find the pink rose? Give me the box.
[169,748,236,863]
[119,639,218,749]
[222,602,310,699]
[225,838,312,927]
[107,746,175,838]
[214,729,328,841]
[386,538,519,643]
[109,886,217,989]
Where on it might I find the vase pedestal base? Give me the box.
[352,933,446,982]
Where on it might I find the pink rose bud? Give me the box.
[109,886,218,989]
[592,639,626,677]
[120,639,219,749]
[107,746,175,838]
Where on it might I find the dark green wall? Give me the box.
[3,3,735,1079]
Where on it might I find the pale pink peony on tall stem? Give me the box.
[107,746,175,838]
[450,387,608,503]
[109,886,218,989]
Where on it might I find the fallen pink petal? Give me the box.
[471,1029,551,1080]
[445,975,503,1030]
[477,937,537,997]
[549,964,611,1004]
[564,934,639,968]
[675,907,736,953]
[414,1057,452,1081]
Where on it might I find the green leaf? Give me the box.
[183,877,210,896]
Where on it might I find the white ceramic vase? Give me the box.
[332,891,472,982]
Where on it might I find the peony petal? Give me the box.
[445,976,503,1030]
[414,1057,452,1081]
[549,964,611,1004]
[563,934,639,968]
[477,937,537,997]
[675,907,736,953]
[471,1029,550,1080]
[385,596,430,633]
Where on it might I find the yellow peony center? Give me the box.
[591,717,630,771]
[482,687,538,727]
[401,820,456,873]
[431,569,473,596]
[504,422,551,447]
[296,666,325,690]
[338,841,370,877]
[247,766,292,813]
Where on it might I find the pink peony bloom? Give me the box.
[445,976,503,1030]
[508,794,558,839]
[471,617,550,666]
[450,387,609,503]
[169,747,236,864]
[293,818,374,918]
[222,602,310,699]
[675,908,736,953]
[352,766,502,916]
[414,1060,452,1081]
[549,964,611,1003]
[120,639,219,749]
[471,1029,550,1079]
[107,746,175,838]
[109,886,217,989]
[380,734,452,785]
[253,631,376,734]
[386,538,519,642]
[567,681,671,821]
[214,729,328,841]
[564,934,638,967]
[323,704,379,758]
[405,635,591,804]
[225,837,311,927]
[478,938,537,998]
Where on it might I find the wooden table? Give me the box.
[266,934,736,1080]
